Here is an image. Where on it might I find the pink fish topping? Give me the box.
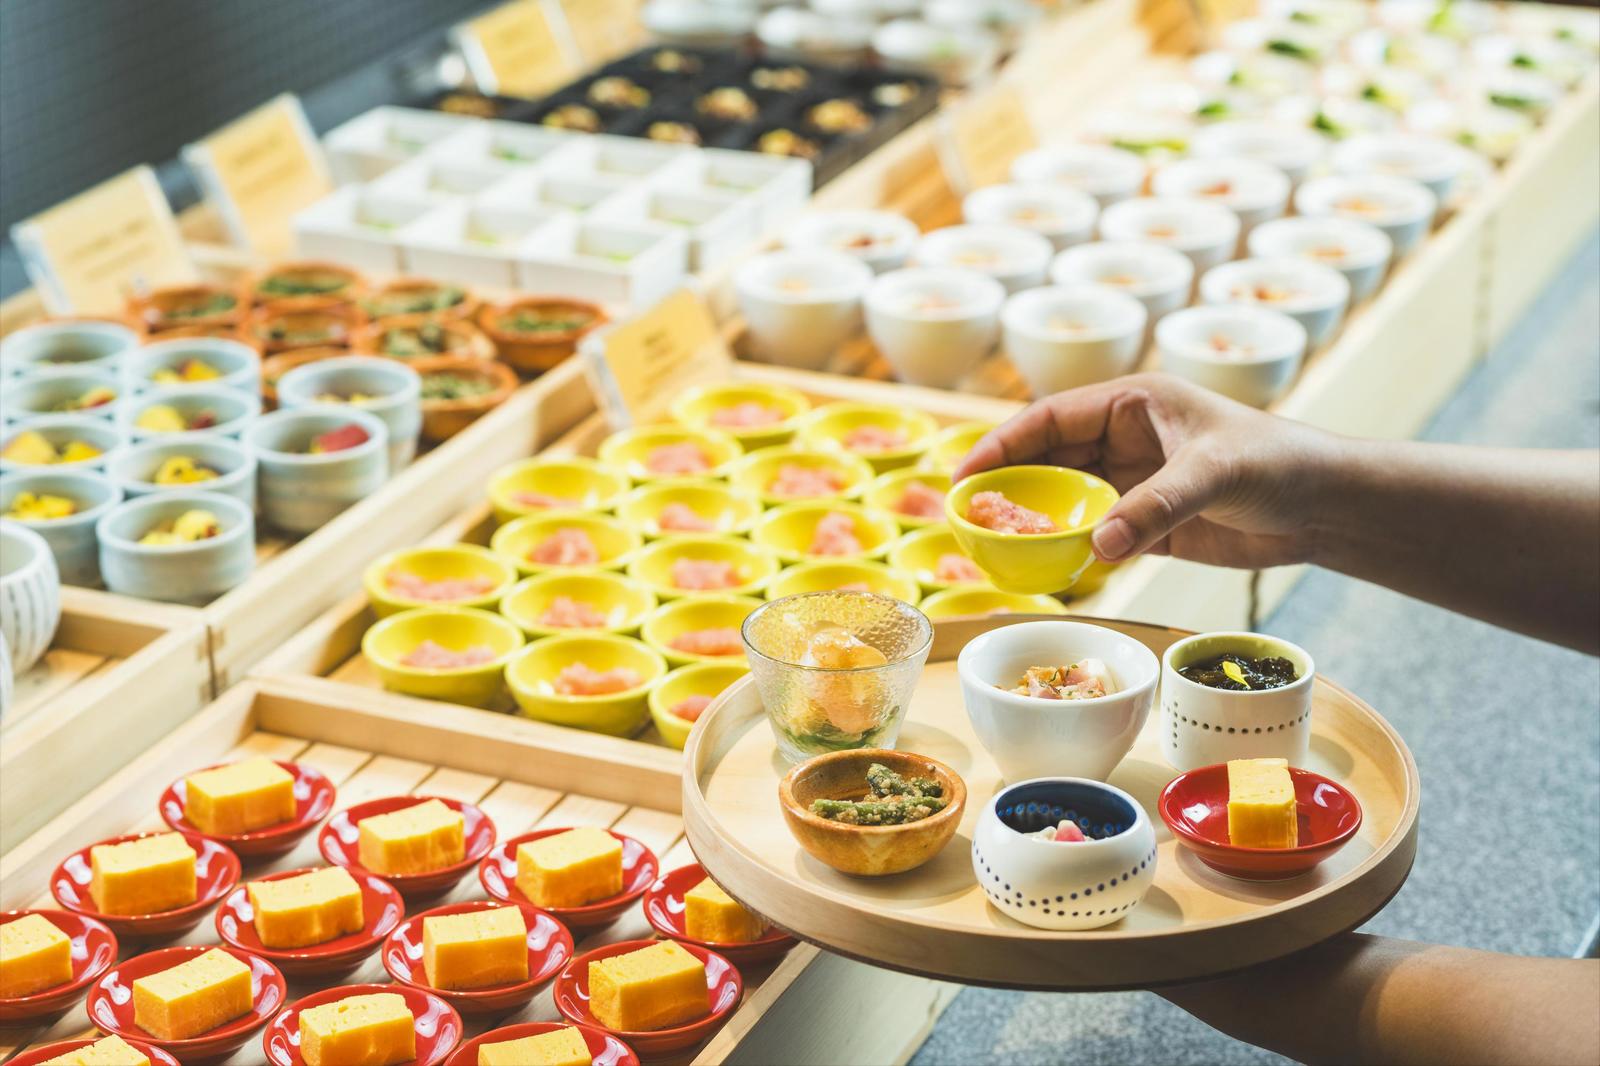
[710,402,786,428]
[1009,660,1114,700]
[554,662,643,695]
[385,571,495,602]
[512,490,581,510]
[401,640,496,669]
[841,424,910,454]
[646,442,713,476]
[967,490,1058,534]
[671,557,741,590]
[669,694,714,722]
[529,527,601,566]
[935,553,984,583]
[770,463,846,498]
[668,627,743,656]
[537,595,610,628]
[808,512,864,556]
[658,502,716,533]
[1036,820,1088,842]
[893,481,945,519]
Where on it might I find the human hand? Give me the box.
[954,374,1335,569]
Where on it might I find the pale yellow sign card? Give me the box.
[584,287,733,426]
[456,0,578,99]
[562,0,644,65]
[940,84,1040,193]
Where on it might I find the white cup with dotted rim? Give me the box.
[1160,631,1314,771]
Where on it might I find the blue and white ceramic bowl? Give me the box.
[125,337,262,396]
[971,777,1157,931]
[0,367,122,423]
[0,520,61,676]
[119,384,260,444]
[96,491,255,604]
[277,356,421,474]
[0,470,122,586]
[0,320,138,378]
[0,416,126,474]
[244,406,389,535]
[109,437,258,509]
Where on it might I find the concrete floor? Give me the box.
[910,230,1600,1066]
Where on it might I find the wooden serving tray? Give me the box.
[683,614,1421,991]
[0,678,953,1066]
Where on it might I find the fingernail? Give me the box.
[1093,517,1135,561]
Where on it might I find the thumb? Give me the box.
[1092,455,1220,562]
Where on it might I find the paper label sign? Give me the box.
[183,94,331,256]
[10,166,196,316]
[938,84,1039,193]
[561,0,644,64]
[456,0,578,99]
[582,286,733,428]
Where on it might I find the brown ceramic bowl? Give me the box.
[245,260,366,312]
[241,304,366,355]
[351,314,497,363]
[413,355,520,442]
[127,283,250,335]
[476,297,606,375]
[260,345,351,407]
[360,277,481,324]
[778,749,966,877]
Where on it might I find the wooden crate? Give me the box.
[0,588,211,850]
[0,678,955,1066]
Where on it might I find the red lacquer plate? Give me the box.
[1159,763,1364,881]
[87,944,286,1065]
[0,910,117,1024]
[479,828,658,930]
[262,982,463,1066]
[318,796,496,900]
[382,899,574,1015]
[446,1022,639,1066]
[553,939,742,1057]
[643,863,797,964]
[160,760,336,860]
[214,866,404,977]
[11,1036,180,1066]
[51,832,241,938]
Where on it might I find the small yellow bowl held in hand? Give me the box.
[861,468,953,530]
[887,523,989,593]
[670,381,811,451]
[796,402,939,473]
[725,445,875,507]
[597,424,743,482]
[922,421,997,474]
[487,456,632,525]
[640,594,763,667]
[614,480,763,539]
[945,465,1120,595]
[750,500,903,564]
[626,534,782,601]
[498,570,658,639]
[648,661,750,750]
[489,511,643,576]
[505,633,668,736]
[766,559,923,604]
[362,606,526,708]
[918,587,1068,620]
[363,545,521,618]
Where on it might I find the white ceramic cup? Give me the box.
[735,249,877,371]
[871,17,999,84]
[1150,157,1291,241]
[0,368,121,424]
[0,470,122,587]
[1199,256,1352,349]
[1159,630,1315,771]
[1098,197,1242,274]
[109,437,258,509]
[1156,305,1307,408]
[1293,174,1437,256]
[1002,285,1149,397]
[1329,132,1481,211]
[0,321,138,379]
[864,268,1006,388]
[783,210,922,274]
[1049,241,1196,330]
[0,520,62,675]
[1188,120,1328,185]
[963,183,1100,252]
[1247,216,1394,302]
[1010,144,1148,207]
[96,491,256,605]
[912,224,1055,295]
[244,406,390,535]
[277,355,422,474]
[125,337,262,397]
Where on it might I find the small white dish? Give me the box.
[1317,64,1434,116]
[125,338,260,397]
[734,249,876,371]
[1329,132,1482,209]
[1247,216,1394,302]
[1294,174,1437,255]
[96,490,255,604]
[1218,16,1337,66]
[1376,0,1496,38]
[119,385,260,445]
[0,470,121,587]
[1468,68,1562,122]
[641,0,759,44]
[1009,145,1147,207]
[1188,120,1327,184]
[783,210,922,274]
[1084,110,1194,161]
[593,185,762,273]
[1270,94,1398,142]
[1199,256,1351,349]
[243,406,389,535]
[963,184,1100,252]
[0,321,138,379]
[398,201,565,290]
[371,157,510,203]
[864,268,1006,388]
[972,777,1158,931]
[515,215,691,311]
[320,106,472,184]
[912,224,1055,294]
[0,416,125,475]
[1188,51,1317,100]
[1,368,121,424]
[291,187,438,277]
[1049,241,1195,328]
[1150,157,1291,239]
[958,619,1160,782]
[1345,27,1462,78]
[660,149,813,235]
[1159,630,1315,771]
[1002,286,1149,397]
[1404,99,1533,163]
[757,7,875,61]
[109,437,257,509]
[872,18,999,85]
[277,355,422,474]
[1156,305,1307,407]
[1097,197,1241,273]
[0,520,62,672]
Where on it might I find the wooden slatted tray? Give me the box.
[0,679,952,1066]
[683,615,1421,991]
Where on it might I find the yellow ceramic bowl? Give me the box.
[615,479,764,539]
[766,559,922,605]
[489,512,643,576]
[750,500,902,564]
[887,523,989,594]
[498,570,658,639]
[945,465,1119,595]
[505,633,667,736]
[918,587,1069,620]
[626,535,782,601]
[363,545,521,619]
[597,424,743,482]
[361,606,526,708]
[487,456,632,525]
[639,594,762,667]
[861,468,954,531]
[796,402,939,472]
[648,661,750,750]
[725,446,875,507]
[670,381,811,450]
[922,421,997,474]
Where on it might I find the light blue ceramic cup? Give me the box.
[96,490,255,604]
[244,405,389,535]
[1,367,122,423]
[0,320,138,378]
[277,356,422,474]
[0,469,122,586]
[108,437,258,509]
[119,384,261,444]
[124,337,262,396]
[0,415,126,474]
